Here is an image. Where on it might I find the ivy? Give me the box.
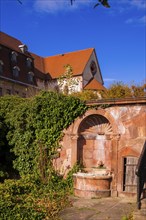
[0,96,25,180]
[0,91,87,218]
[0,91,87,181]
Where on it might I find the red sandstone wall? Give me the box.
[55,104,146,195]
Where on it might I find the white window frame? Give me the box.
[13,66,20,78]
[11,51,18,63]
[26,58,32,68]
[0,60,4,74]
[27,71,34,83]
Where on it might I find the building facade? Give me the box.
[0,32,105,97]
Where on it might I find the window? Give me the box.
[11,51,18,63]
[27,71,34,83]
[6,89,11,95]
[15,91,19,95]
[26,58,32,68]
[13,66,20,78]
[0,60,4,74]
[90,61,97,76]
[0,87,2,96]
[22,93,26,98]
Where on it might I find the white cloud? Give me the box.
[125,18,134,24]
[138,15,146,24]
[33,0,146,14]
[116,0,145,9]
[129,0,146,9]
[109,0,146,25]
[34,0,90,14]
[33,0,146,17]
[109,0,145,14]
[126,15,146,25]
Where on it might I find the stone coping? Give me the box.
[73,173,112,179]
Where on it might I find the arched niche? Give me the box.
[76,114,113,170]
[78,114,113,136]
[66,109,120,195]
[71,109,118,135]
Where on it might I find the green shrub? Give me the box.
[0,92,87,219]
[0,176,70,220]
[65,162,84,192]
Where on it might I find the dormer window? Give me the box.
[13,66,20,78]
[19,44,28,53]
[0,60,4,74]
[27,71,34,83]
[90,61,97,76]
[26,58,32,68]
[11,51,18,63]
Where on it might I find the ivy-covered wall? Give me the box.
[0,91,87,181]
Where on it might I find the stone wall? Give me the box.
[54,102,146,197]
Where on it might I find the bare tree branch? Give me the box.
[17,0,22,4]
[70,0,110,8]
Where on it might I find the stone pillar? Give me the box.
[70,134,79,167]
[111,134,120,197]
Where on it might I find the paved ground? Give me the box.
[59,196,137,220]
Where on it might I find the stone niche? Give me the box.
[72,114,113,198]
[77,114,113,171]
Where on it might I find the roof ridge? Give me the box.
[44,48,94,59]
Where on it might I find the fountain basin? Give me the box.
[73,173,112,198]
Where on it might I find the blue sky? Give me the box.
[1,0,146,87]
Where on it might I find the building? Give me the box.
[1,32,146,206]
[0,31,105,97]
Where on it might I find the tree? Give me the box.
[58,64,79,95]
[100,81,146,99]
[72,81,146,100]
[71,0,110,8]
[131,83,146,97]
[72,90,101,101]
[17,0,22,4]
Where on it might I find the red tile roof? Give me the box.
[0,32,104,90]
[30,52,46,78]
[0,32,46,80]
[44,48,94,78]
[84,78,106,91]
[0,31,23,52]
[0,31,32,58]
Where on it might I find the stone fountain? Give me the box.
[73,116,113,198]
[73,161,112,198]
